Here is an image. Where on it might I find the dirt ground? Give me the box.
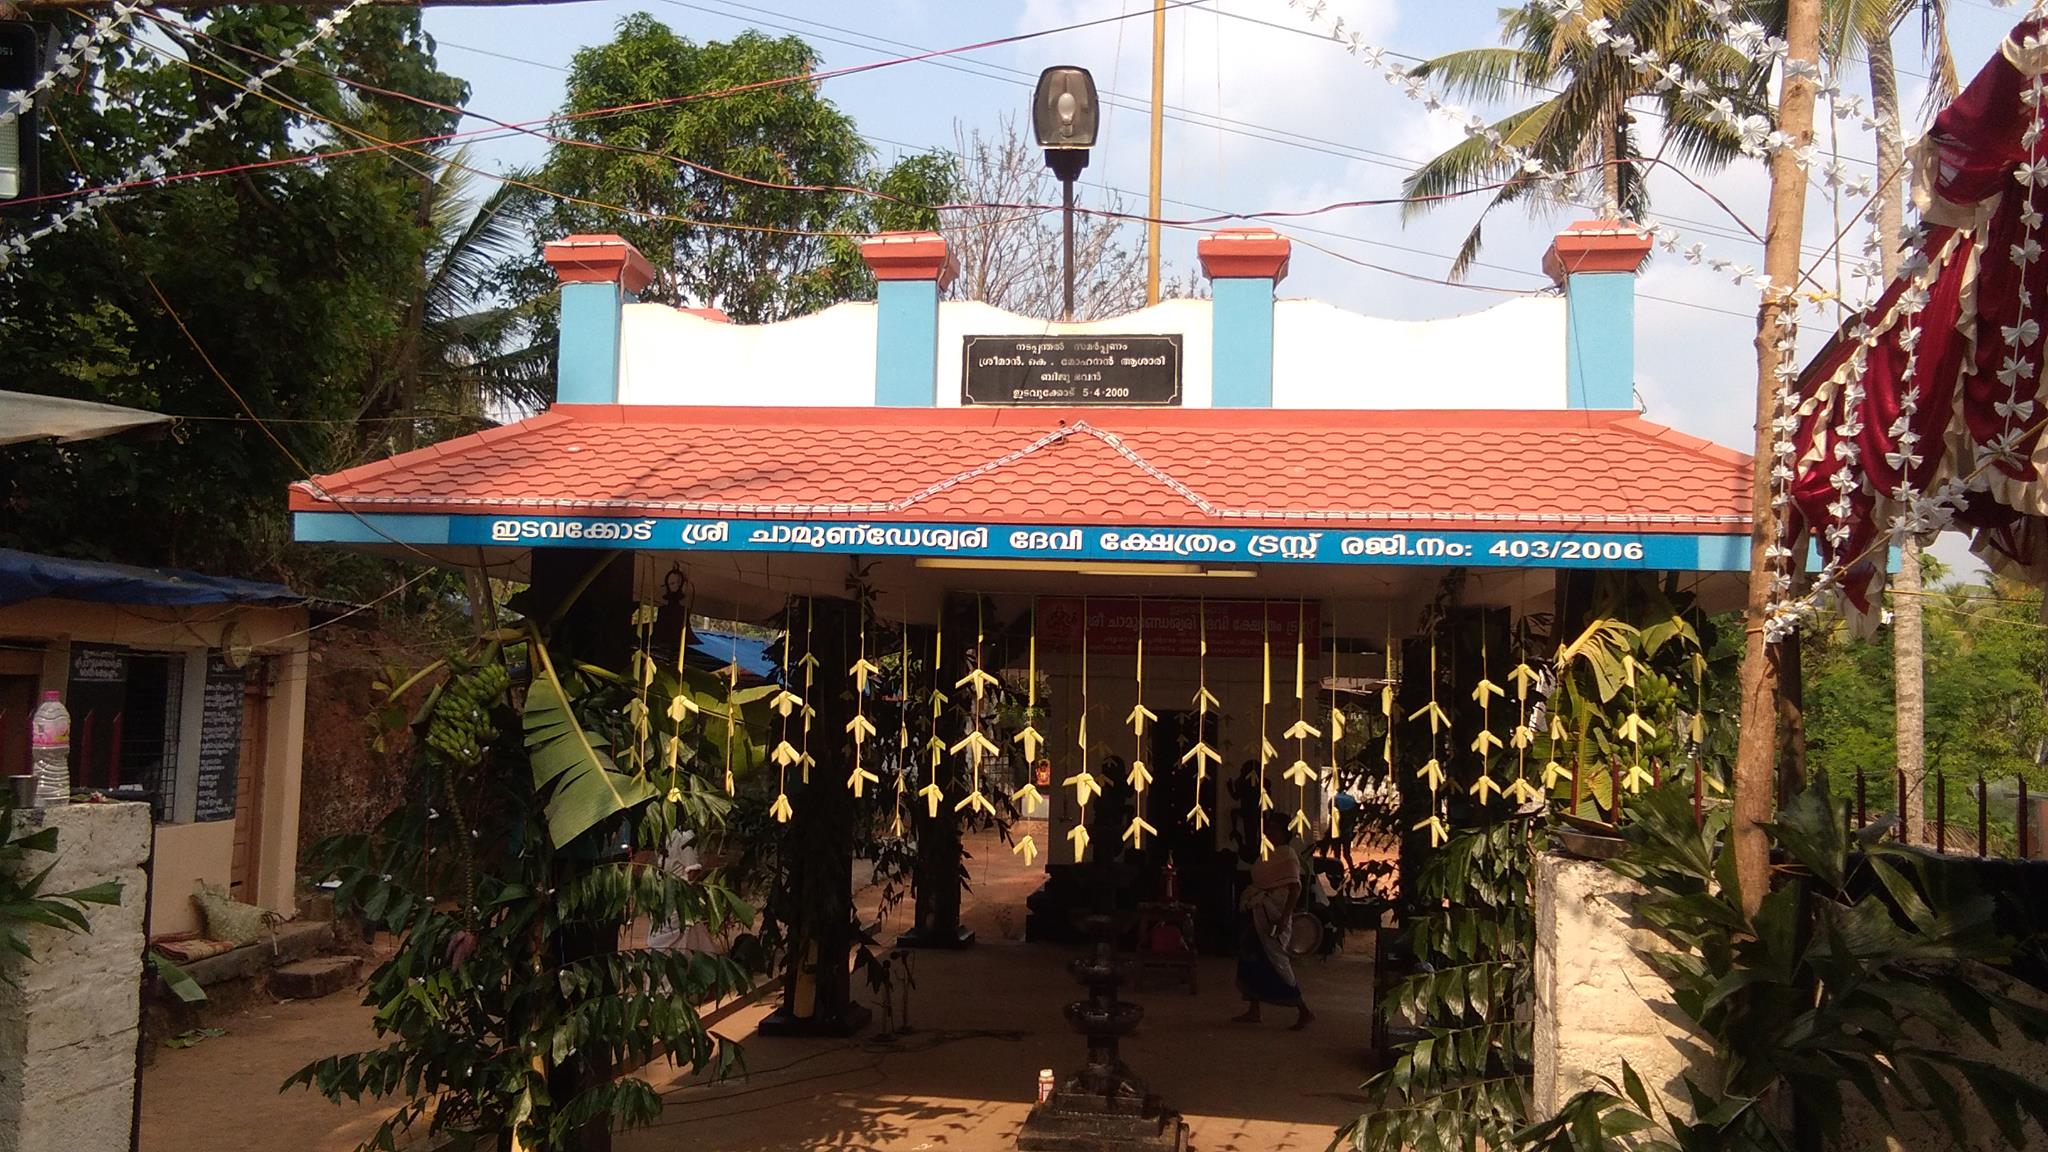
[140,824,1376,1152]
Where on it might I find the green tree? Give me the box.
[515,15,958,324]
[1400,1,1765,276]
[0,7,470,588]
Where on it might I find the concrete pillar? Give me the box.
[1531,851,1715,1123]
[543,234,655,406]
[760,595,872,1035]
[0,802,150,1152]
[898,598,976,950]
[861,232,953,407]
[1197,228,1290,408]
[1542,221,1653,411]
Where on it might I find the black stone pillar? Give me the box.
[524,549,635,670]
[898,594,976,949]
[760,595,872,1036]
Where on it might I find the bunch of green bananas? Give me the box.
[426,662,509,768]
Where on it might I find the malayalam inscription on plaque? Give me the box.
[960,334,1182,406]
[194,653,245,823]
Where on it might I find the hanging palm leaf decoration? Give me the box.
[1183,598,1219,831]
[1064,597,1096,862]
[920,623,946,819]
[1126,599,1154,848]
[1283,600,1318,839]
[1011,597,1045,867]
[1618,654,1657,794]
[1470,629,1505,802]
[798,599,818,783]
[1411,622,1450,848]
[1382,613,1398,794]
[1506,661,1543,805]
[1258,604,1276,861]
[845,602,878,797]
[522,627,658,846]
[766,602,799,824]
[952,598,997,817]
[1327,601,1343,840]
[893,620,911,837]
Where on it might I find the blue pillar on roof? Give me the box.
[862,232,952,406]
[543,234,654,406]
[1198,229,1290,408]
[1545,222,1654,411]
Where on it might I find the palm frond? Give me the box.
[1408,47,1552,103]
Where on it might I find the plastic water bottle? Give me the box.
[29,691,70,807]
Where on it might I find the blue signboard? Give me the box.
[298,511,1751,571]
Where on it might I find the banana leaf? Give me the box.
[524,643,656,847]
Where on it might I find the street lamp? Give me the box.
[1032,65,1097,322]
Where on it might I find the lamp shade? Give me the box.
[1032,65,1099,150]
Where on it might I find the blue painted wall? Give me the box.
[1563,271,1636,410]
[556,281,626,404]
[875,279,939,406]
[1211,276,1275,408]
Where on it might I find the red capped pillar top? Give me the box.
[543,234,656,296]
[1542,220,1654,285]
[1197,228,1291,282]
[860,231,956,289]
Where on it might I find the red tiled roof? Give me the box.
[291,405,1752,533]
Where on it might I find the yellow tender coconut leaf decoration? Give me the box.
[918,625,945,819]
[1543,709,1573,789]
[798,600,818,782]
[1505,661,1543,806]
[892,622,910,836]
[846,603,878,797]
[1014,835,1039,867]
[1071,597,1095,861]
[1186,600,1218,831]
[1469,631,1503,800]
[1285,601,1318,836]
[770,603,797,823]
[1126,600,1153,848]
[952,599,999,818]
[1012,608,1045,764]
[1257,605,1275,860]
[1411,625,1450,847]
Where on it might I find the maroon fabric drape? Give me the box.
[1788,19,2048,608]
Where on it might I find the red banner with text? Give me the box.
[1038,597,1319,659]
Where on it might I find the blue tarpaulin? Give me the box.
[686,626,777,682]
[0,549,301,609]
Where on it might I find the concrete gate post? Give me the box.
[1531,851,1716,1124]
[0,801,151,1152]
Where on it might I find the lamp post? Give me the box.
[1032,65,1098,323]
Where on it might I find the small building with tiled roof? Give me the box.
[291,220,1751,995]
[295,223,1751,621]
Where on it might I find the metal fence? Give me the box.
[1840,767,2042,859]
[1573,761,2045,861]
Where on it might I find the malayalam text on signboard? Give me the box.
[961,334,1182,406]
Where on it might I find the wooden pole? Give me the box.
[1145,0,1165,306]
[1733,0,1824,916]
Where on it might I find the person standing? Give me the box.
[1232,810,1314,1029]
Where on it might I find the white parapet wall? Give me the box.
[1531,850,1717,1122]
[0,802,150,1152]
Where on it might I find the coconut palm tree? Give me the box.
[1400,0,1770,278]
[356,155,554,457]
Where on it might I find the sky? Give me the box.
[419,0,2034,571]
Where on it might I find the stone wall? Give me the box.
[1530,850,1716,1121]
[0,802,150,1152]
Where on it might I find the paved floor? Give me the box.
[140,825,1376,1152]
